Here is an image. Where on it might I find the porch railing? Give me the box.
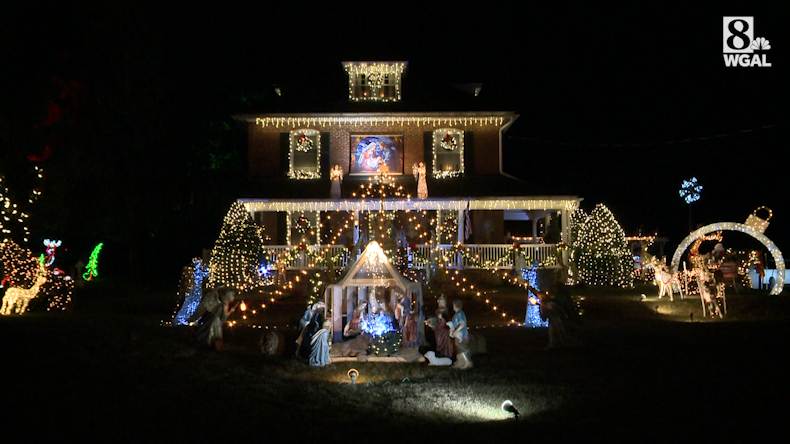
[264,243,558,270]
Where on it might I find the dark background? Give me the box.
[1,2,785,282]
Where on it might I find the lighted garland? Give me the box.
[295,133,314,152]
[440,133,458,151]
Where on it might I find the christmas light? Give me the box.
[432,129,464,178]
[83,243,103,281]
[208,202,266,291]
[288,129,321,179]
[670,222,785,295]
[571,204,633,288]
[246,113,514,129]
[679,177,702,204]
[172,258,210,326]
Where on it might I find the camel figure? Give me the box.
[1,265,47,315]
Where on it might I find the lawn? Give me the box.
[2,278,789,442]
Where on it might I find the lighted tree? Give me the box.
[572,204,633,288]
[83,243,104,281]
[208,202,264,291]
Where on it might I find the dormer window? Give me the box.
[343,61,406,102]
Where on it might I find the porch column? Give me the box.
[560,210,570,266]
[358,286,368,314]
[332,285,343,342]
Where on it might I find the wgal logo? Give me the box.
[723,17,771,67]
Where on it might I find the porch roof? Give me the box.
[238,196,582,213]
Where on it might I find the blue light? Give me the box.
[360,312,396,336]
[173,259,210,326]
[679,177,702,204]
[523,261,548,327]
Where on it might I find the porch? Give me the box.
[264,243,560,271]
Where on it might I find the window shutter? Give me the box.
[423,131,432,173]
[280,133,290,177]
[463,131,474,176]
[321,132,331,178]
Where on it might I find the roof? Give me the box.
[242,174,551,200]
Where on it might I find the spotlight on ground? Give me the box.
[501,400,519,421]
[347,368,359,384]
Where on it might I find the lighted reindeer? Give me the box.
[686,232,727,319]
[644,254,683,301]
[1,263,48,315]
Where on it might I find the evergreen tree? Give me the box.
[572,204,633,287]
[208,202,264,291]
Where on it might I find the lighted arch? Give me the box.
[670,222,785,295]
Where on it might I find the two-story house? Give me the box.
[233,61,582,272]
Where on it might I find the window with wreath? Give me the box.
[343,61,406,102]
[432,129,464,178]
[289,129,321,179]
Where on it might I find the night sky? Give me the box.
[1,2,786,277]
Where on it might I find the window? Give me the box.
[432,129,464,178]
[343,61,406,102]
[289,129,321,179]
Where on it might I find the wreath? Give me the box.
[295,215,312,234]
[440,133,458,151]
[367,72,383,89]
[444,215,458,235]
[295,134,314,153]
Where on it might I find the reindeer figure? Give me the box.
[686,232,726,318]
[1,264,48,315]
[644,255,683,301]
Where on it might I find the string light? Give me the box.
[571,204,633,288]
[288,129,321,179]
[82,243,103,281]
[249,114,512,129]
[670,222,785,295]
[208,202,266,291]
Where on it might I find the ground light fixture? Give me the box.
[501,400,519,421]
[347,369,359,384]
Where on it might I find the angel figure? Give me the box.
[413,161,428,199]
[330,164,343,199]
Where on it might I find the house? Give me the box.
[232,62,582,273]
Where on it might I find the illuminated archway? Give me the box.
[670,223,785,295]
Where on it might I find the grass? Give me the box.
[2,278,789,442]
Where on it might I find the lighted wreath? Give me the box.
[444,215,458,235]
[295,134,314,153]
[295,214,312,234]
[441,133,458,151]
[367,72,383,89]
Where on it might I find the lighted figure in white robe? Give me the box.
[330,165,343,199]
[413,162,428,199]
[309,320,333,367]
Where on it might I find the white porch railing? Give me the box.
[264,243,557,270]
